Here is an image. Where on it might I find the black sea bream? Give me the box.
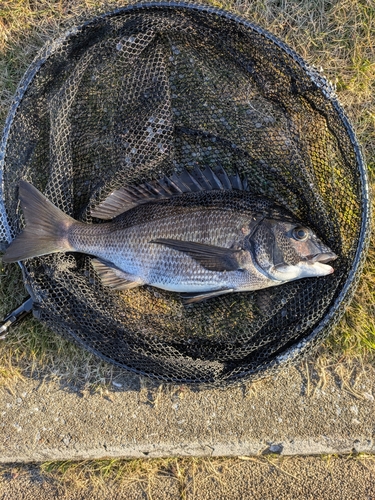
[3,167,337,303]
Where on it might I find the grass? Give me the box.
[0,0,374,491]
[39,456,197,496]
[1,453,374,498]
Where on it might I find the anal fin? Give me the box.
[91,258,144,290]
[181,288,234,305]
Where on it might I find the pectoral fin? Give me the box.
[91,258,144,290]
[150,239,246,272]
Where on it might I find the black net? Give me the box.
[0,2,370,385]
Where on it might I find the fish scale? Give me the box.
[70,203,253,291]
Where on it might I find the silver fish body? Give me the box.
[3,168,337,303]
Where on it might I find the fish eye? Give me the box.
[292,227,309,241]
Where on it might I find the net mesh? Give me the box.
[0,2,370,385]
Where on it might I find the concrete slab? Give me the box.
[1,362,374,462]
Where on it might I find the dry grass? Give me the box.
[24,453,375,497]
[39,455,283,494]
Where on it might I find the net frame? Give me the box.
[0,1,371,386]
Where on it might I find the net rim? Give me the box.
[0,1,371,384]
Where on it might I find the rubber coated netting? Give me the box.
[0,2,370,385]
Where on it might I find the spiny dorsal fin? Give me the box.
[90,166,249,220]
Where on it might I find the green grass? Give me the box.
[326,243,375,357]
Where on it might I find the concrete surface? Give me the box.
[1,362,374,462]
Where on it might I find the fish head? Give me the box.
[248,218,337,282]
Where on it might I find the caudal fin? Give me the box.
[2,181,77,263]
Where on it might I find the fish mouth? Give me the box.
[309,252,338,264]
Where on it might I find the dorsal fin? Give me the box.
[90,166,249,220]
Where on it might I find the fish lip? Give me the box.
[309,252,338,264]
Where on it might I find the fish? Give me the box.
[2,166,337,304]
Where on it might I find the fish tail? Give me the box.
[3,181,77,263]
